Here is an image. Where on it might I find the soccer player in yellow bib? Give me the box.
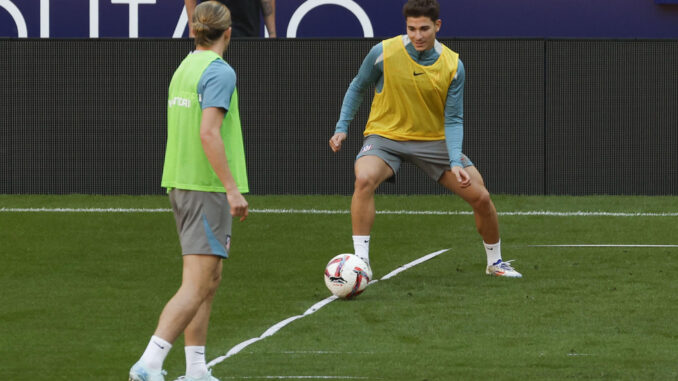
[329,0,522,278]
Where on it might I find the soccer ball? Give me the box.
[324,254,372,299]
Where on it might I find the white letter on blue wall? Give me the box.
[111,0,156,38]
[0,0,27,37]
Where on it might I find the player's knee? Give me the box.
[208,271,222,294]
[354,174,379,194]
[473,189,493,212]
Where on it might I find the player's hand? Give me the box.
[451,166,471,188]
[329,132,347,153]
[227,192,249,222]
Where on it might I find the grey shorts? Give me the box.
[169,189,232,258]
[356,135,474,181]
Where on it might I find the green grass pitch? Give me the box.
[1,194,677,380]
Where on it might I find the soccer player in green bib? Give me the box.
[129,2,248,381]
[329,0,522,278]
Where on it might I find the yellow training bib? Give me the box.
[364,36,458,141]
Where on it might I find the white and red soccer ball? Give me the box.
[324,254,372,299]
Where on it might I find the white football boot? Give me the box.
[129,361,167,381]
[486,259,522,278]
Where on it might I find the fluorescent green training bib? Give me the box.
[162,50,249,194]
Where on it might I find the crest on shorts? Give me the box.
[360,144,373,153]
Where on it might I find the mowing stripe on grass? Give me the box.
[530,244,678,247]
[206,249,449,369]
[2,207,678,217]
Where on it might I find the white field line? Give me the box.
[278,351,373,354]
[220,377,372,379]
[2,207,678,217]
[0,207,172,213]
[277,351,374,354]
[206,249,449,369]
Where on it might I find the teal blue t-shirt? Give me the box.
[197,56,237,111]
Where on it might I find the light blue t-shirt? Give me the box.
[335,37,466,168]
[197,56,237,112]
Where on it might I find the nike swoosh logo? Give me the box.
[153,341,165,350]
[196,352,205,355]
[413,72,424,76]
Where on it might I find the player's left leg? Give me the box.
[182,259,223,381]
[439,167,522,278]
[439,166,498,243]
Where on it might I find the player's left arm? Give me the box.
[444,59,471,187]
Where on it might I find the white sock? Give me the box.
[140,335,172,371]
[185,346,208,378]
[352,235,370,265]
[484,240,502,266]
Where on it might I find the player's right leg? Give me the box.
[352,155,394,235]
[351,154,394,266]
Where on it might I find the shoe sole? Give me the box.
[486,270,522,278]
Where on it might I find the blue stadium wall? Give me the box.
[2,0,678,38]
[1,38,677,195]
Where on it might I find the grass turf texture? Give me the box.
[1,195,677,380]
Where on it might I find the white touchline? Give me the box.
[2,207,678,217]
[0,207,172,213]
[206,249,449,369]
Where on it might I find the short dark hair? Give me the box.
[402,0,440,22]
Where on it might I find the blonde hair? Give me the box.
[193,1,232,47]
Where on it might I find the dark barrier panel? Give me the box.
[0,38,544,195]
[546,40,678,195]
[452,40,544,195]
[3,39,676,195]
[0,39,189,195]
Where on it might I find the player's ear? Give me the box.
[435,19,442,33]
[223,27,232,41]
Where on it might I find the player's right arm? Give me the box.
[199,62,249,221]
[330,43,384,152]
[185,0,197,37]
[199,108,249,220]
